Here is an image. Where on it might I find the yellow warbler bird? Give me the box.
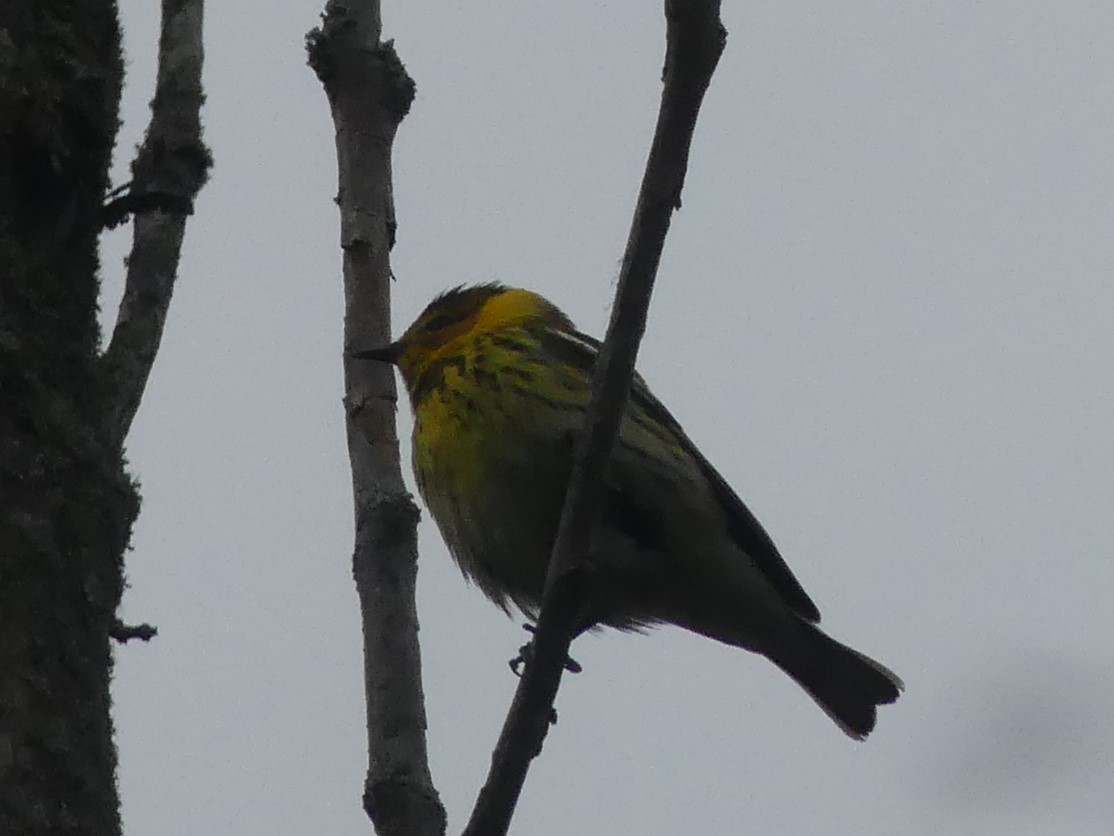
[355,284,901,739]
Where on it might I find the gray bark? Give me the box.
[308,2,445,834]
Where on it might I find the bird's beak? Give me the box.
[349,342,403,364]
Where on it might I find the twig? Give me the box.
[100,187,194,230]
[307,3,445,835]
[109,620,158,643]
[100,0,211,449]
[463,2,726,834]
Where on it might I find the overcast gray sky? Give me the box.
[104,1,1114,833]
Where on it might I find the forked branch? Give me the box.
[101,0,211,448]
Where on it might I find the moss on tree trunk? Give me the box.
[0,3,138,833]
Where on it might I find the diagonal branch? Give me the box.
[463,2,727,834]
[307,2,445,835]
[100,0,211,449]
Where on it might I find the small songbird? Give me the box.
[355,284,901,739]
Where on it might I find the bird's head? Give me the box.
[351,283,574,390]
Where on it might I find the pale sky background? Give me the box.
[103,2,1114,834]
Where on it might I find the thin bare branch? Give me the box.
[463,2,727,833]
[100,0,211,448]
[307,2,445,834]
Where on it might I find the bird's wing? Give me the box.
[542,326,821,623]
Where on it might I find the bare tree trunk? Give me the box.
[0,2,208,832]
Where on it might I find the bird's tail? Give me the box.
[765,622,903,740]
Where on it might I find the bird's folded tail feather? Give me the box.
[766,623,903,740]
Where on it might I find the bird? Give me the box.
[354,283,902,739]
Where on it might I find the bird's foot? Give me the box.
[508,623,583,676]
